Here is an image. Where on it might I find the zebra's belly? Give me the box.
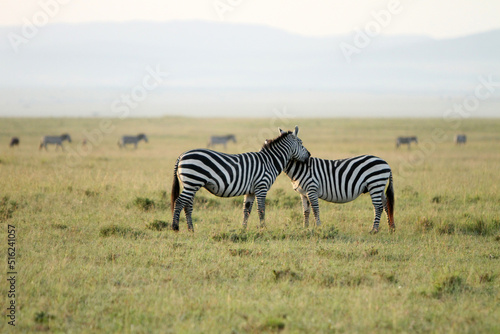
[318,191,362,204]
[204,180,252,197]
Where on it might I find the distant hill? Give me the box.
[1,20,499,93]
[1,21,499,117]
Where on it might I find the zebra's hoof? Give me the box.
[369,228,379,234]
[172,224,179,231]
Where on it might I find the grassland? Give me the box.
[0,117,499,333]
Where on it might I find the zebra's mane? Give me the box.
[261,131,292,150]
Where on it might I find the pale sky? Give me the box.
[1,0,500,38]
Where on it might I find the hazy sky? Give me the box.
[2,0,500,38]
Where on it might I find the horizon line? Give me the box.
[1,19,498,40]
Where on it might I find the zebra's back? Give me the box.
[177,149,266,197]
[121,136,137,144]
[295,155,391,203]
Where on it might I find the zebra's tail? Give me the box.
[386,172,395,231]
[171,157,181,214]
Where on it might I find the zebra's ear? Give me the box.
[293,126,299,137]
[278,128,286,135]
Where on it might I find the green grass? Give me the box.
[0,117,499,333]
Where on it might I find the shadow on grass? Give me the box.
[212,226,343,243]
[99,225,145,239]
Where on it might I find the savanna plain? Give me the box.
[0,117,499,333]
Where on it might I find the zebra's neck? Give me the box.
[259,140,293,175]
[284,159,307,181]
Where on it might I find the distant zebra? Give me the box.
[396,136,418,149]
[455,134,467,145]
[171,126,310,231]
[207,134,236,149]
[284,155,394,234]
[39,134,72,151]
[118,134,148,149]
[9,137,19,147]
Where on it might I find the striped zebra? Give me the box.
[396,136,418,149]
[171,126,310,231]
[118,134,148,149]
[284,155,395,234]
[455,134,467,145]
[207,134,236,149]
[39,134,72,151]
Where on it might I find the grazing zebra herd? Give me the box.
[5,128,473,234]
[171,127,394,234]
[6,134,149,150]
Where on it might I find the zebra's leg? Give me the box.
[382,188,396,233]
[381,193,391,233]
[242,194,255,229]
[255,190,267,228]
[301,194,311,228]
[172,188,198,231]
[184,202,195,232]
[307,191,321,227]
[369,192,384,234]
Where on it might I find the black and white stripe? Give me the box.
[285,155,395,233]
[171,126,310,231]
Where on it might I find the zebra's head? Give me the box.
[61,134,72,143]
[138,134,148,143]
[279,126,310,163]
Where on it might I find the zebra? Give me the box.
[9,137,19,147]
[207,134,236,149]
[118,134,148,149]
[39,134,72,151]
[171,126,310,231]
[284,155,395,234]
[396,136,418,149]
[455,134,467,145]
